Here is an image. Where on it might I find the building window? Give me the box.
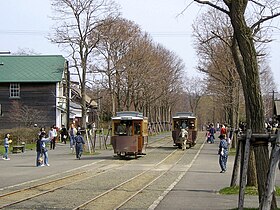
[10,83,20,98]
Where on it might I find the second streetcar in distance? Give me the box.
[172,112,198,149]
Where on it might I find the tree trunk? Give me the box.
[253,141,272,206]
[81,57,87,129]
[230,139,241,186]
[193,1,276,205]
[228,2,274,207]
[116,69,121,112]
[247,146,257,186]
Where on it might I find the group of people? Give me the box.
[36,123,86,167]
[1,123,87,165]
[206,123,216,144]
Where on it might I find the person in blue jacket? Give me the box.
[209,123,216,143]
[74,131,85,160]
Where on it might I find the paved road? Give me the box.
[0,133,169,190]
[154,140,266,210]
[1,133,280,209]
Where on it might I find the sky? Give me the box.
[0,0,279,91]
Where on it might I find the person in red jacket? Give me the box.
[220,124,227,136]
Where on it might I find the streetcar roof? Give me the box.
[111,111,145,121]
[172,112,196,119]
[172,116,196,119]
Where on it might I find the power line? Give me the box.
[1,29,280,38]
[0,30,49,36]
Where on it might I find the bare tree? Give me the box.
[94,17,184,128]
[184,76,206,114]
[12,48,39,55]
[193,8,241,129]
[193,0,280,208]
[94,17,144,114]
[50,0,119,128]
[259,61,278,121]
[9,101,47,127]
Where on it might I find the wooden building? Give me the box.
[0,55,69,129]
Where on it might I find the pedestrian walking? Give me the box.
[2,133,12,160]
[180,128,188,150]
[69,123,77,151]
[220,124,227,136]
[60,124,68,144]
[209,123,216,144]
[49,125,57,150]
[74,131,85,160]
[218,134,228,173]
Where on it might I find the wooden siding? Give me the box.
[0,83,57,129]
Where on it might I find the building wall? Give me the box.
[0,82,57,129]
[55,81,68,129]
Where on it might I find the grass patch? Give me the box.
[230,208,259,210]
[82,151,100,156]
[228,148,236,156]
[220,186,280,196]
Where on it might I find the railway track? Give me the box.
[0,160,125,209]
[0,133,203,209]
[74,148,187,210]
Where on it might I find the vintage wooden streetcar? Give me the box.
[172,112,198,149]
[111,111,149,158]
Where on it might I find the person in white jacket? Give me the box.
[180,128,188,150]
[68,123,77,151]
[49,125,57,150]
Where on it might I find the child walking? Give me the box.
[74,131,85,160]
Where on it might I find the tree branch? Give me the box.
[249,0,265,7]
[251,13,280,32]
[211,31,232,48]
[194,0,230,15]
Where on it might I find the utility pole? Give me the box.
[270,90,278,122]
[66,60,70,130]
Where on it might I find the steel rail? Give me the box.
[0,135,171,209]
[73,147,184,210]
[114,149,187,209]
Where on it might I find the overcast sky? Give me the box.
[0,0,279,91]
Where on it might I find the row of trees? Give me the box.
[49,0,279,131]
[50,0,191,132]
[49,1,280,208]
[193,7,278,131]
[192,1,280,209]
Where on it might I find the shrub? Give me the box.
[0,127,39,145]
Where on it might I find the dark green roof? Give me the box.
[0,55,66,82]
